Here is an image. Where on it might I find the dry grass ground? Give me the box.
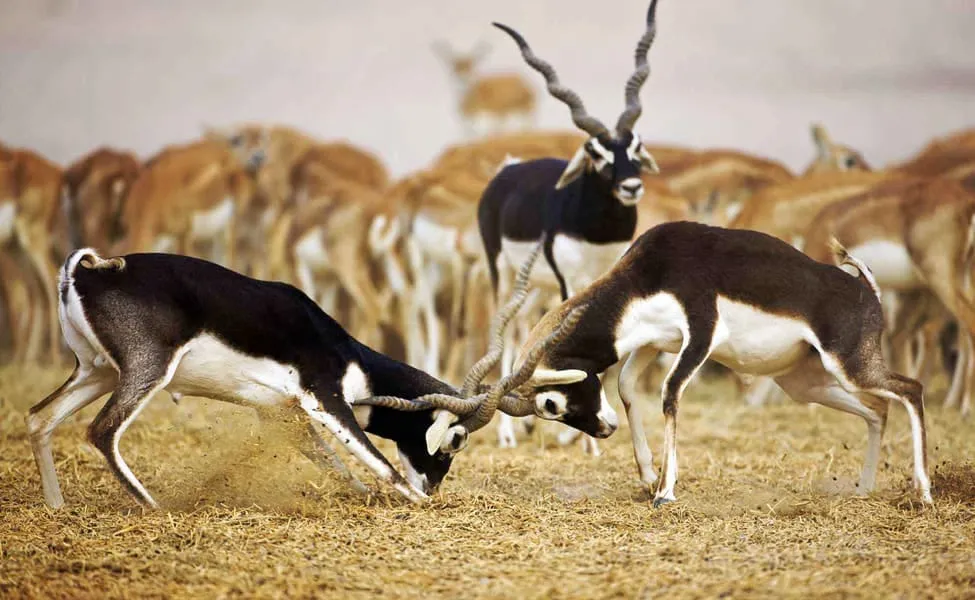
[1,364,973,599]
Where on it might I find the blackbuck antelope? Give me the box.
[26,246,539,509]
[479,0,661,450]
[487,221,933,507]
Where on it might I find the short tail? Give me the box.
[829,237,881,301]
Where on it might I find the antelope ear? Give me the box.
[528,367,588,386]
[425,410,458,455]
[811,123,832,158]
[555,146,590,190]
[638,145,660,174]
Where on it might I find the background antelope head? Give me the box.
[432,40,492,88]
[493,0,662,205]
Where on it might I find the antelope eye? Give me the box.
[535,391,568,419]
[544,398,557,415]
[844,155,858,169]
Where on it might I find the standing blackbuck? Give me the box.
[478,0,662,450]
[464,222,933,507]
[24,245,555,509]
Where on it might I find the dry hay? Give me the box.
[1,365,974,599]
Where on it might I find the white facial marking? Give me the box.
[626,134,641,162]
[535,390,568,419]
[589,138,614,165]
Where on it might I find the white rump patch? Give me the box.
[846,240,921,290]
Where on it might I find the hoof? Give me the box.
[652,497,674,509]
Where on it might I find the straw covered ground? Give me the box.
[1,364,973,599]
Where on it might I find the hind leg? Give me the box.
[774,354,889,495]
[26,363,116,508]
[87,352,183,508]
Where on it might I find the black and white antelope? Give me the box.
[24,246,551,509]
[478,0,662,450]
[473,221,933,506]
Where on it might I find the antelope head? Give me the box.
[493,0,662,206]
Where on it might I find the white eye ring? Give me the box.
[535,391,568,420]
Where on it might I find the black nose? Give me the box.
[621,181,642,193]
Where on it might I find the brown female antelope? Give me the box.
[428,221,932,507]
[803,177,975,416]
[433,40,537,138]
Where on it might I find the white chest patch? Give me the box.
[709,296,813,376]
[341,362,373,429]
[0,201,16,244]
[846,240,921,290]
[501,236,630,296]
[165,334,303,407]
[191,197,235,240]
[614,292,688,357]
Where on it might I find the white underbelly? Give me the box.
[190,197,235,240]
[293,230,330,271]
[412,214,460,263]
[847,240,921,290]
[709,297,811,375]
[0,201,15,244]
[167,334,303,407]
[501,235,630,295]
[613,293,812,376]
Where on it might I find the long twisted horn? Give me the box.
[353,391,531,417]
[461,240,542,396]
[456,303,588,433]
[493,22,609,138]
[615,0,660,134]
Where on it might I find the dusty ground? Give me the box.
[1,365,973,599]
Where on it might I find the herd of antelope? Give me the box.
[10,1,973,509]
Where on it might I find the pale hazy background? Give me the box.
[1,0,973,175]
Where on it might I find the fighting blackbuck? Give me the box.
[478,0,662,450]
[453,221,932,506]
[24,244,556,509]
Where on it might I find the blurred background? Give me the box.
[1,0,973,174]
